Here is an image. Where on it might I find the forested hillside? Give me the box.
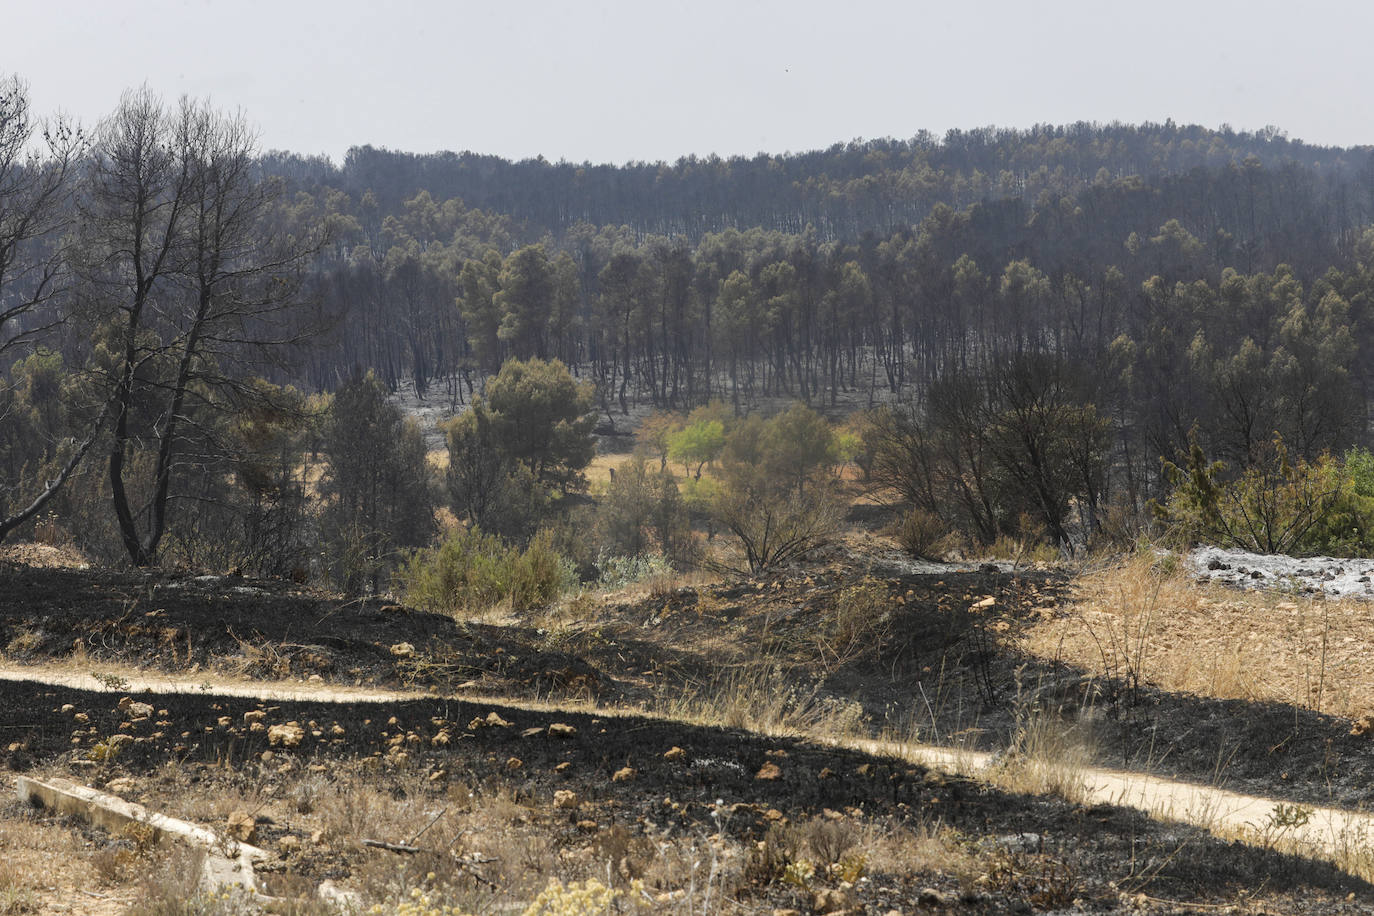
[5,74,1374,573]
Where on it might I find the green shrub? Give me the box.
[591,455,694,565]
[1156,437,1374,556]
[401,528,575,616]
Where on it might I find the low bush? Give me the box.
[401,528,576,616]
[895,508,951,560]
[595,552,675,590]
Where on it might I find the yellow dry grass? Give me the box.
[1025,555,1374,718]
[0,790,139,914]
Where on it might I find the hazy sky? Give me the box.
[9,0,1373,165]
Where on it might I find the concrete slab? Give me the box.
[15,775,264,891]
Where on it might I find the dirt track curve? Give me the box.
[4,664,1369,867]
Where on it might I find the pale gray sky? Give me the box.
[9,0,1373,164]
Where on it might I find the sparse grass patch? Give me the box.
[1025,552,1374,717]
[985,703,1096,804]
[4,627,43,657]
[982,532,1059,567]
[126,849,260,915]
[658,660,868,740]
[1214,807,1374,885]
[0,799,125,911]
[0,860,37,916]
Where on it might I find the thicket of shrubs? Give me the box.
[402,383,855,615]
[401,529,576,616]
[1155,439,1374,557]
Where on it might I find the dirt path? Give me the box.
[853,739,1374,864]
[0,665,431,704]
[4,664,1370,873]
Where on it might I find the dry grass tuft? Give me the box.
[811,577,894,674]
[984,703,1096,804]
[0,859,37,916]
[657,659,869,741]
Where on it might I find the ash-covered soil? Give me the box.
[3,678,1370,914]
[5,549,1374,812]
[0,562,603,697]
[1188,546,1374,598]
[3,552,1374,910]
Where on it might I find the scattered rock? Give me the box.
[389,642,415,658]
[553,789,579,810]
[548,723,577,739]
[663,745,686,761]
[104,777,137,797]
[755,762,783,781]
[554,761,572,775]
[278,834,300,851]
[506,756,523,771]
[226,810,258,843]
[60,704,74,715]
[1351,716,1374,737]
[520,726,545,739]
[575,820,598,832]
[267,723,305,748]
[812,887,853,914]
[73,713,89,724]
[469,711,511,730]
[994,832,1042,852]
[612,766,636,782]
[244,710,266,724]
[117,697,154,719]
[919,886,951,906]
[971,596,996,609]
